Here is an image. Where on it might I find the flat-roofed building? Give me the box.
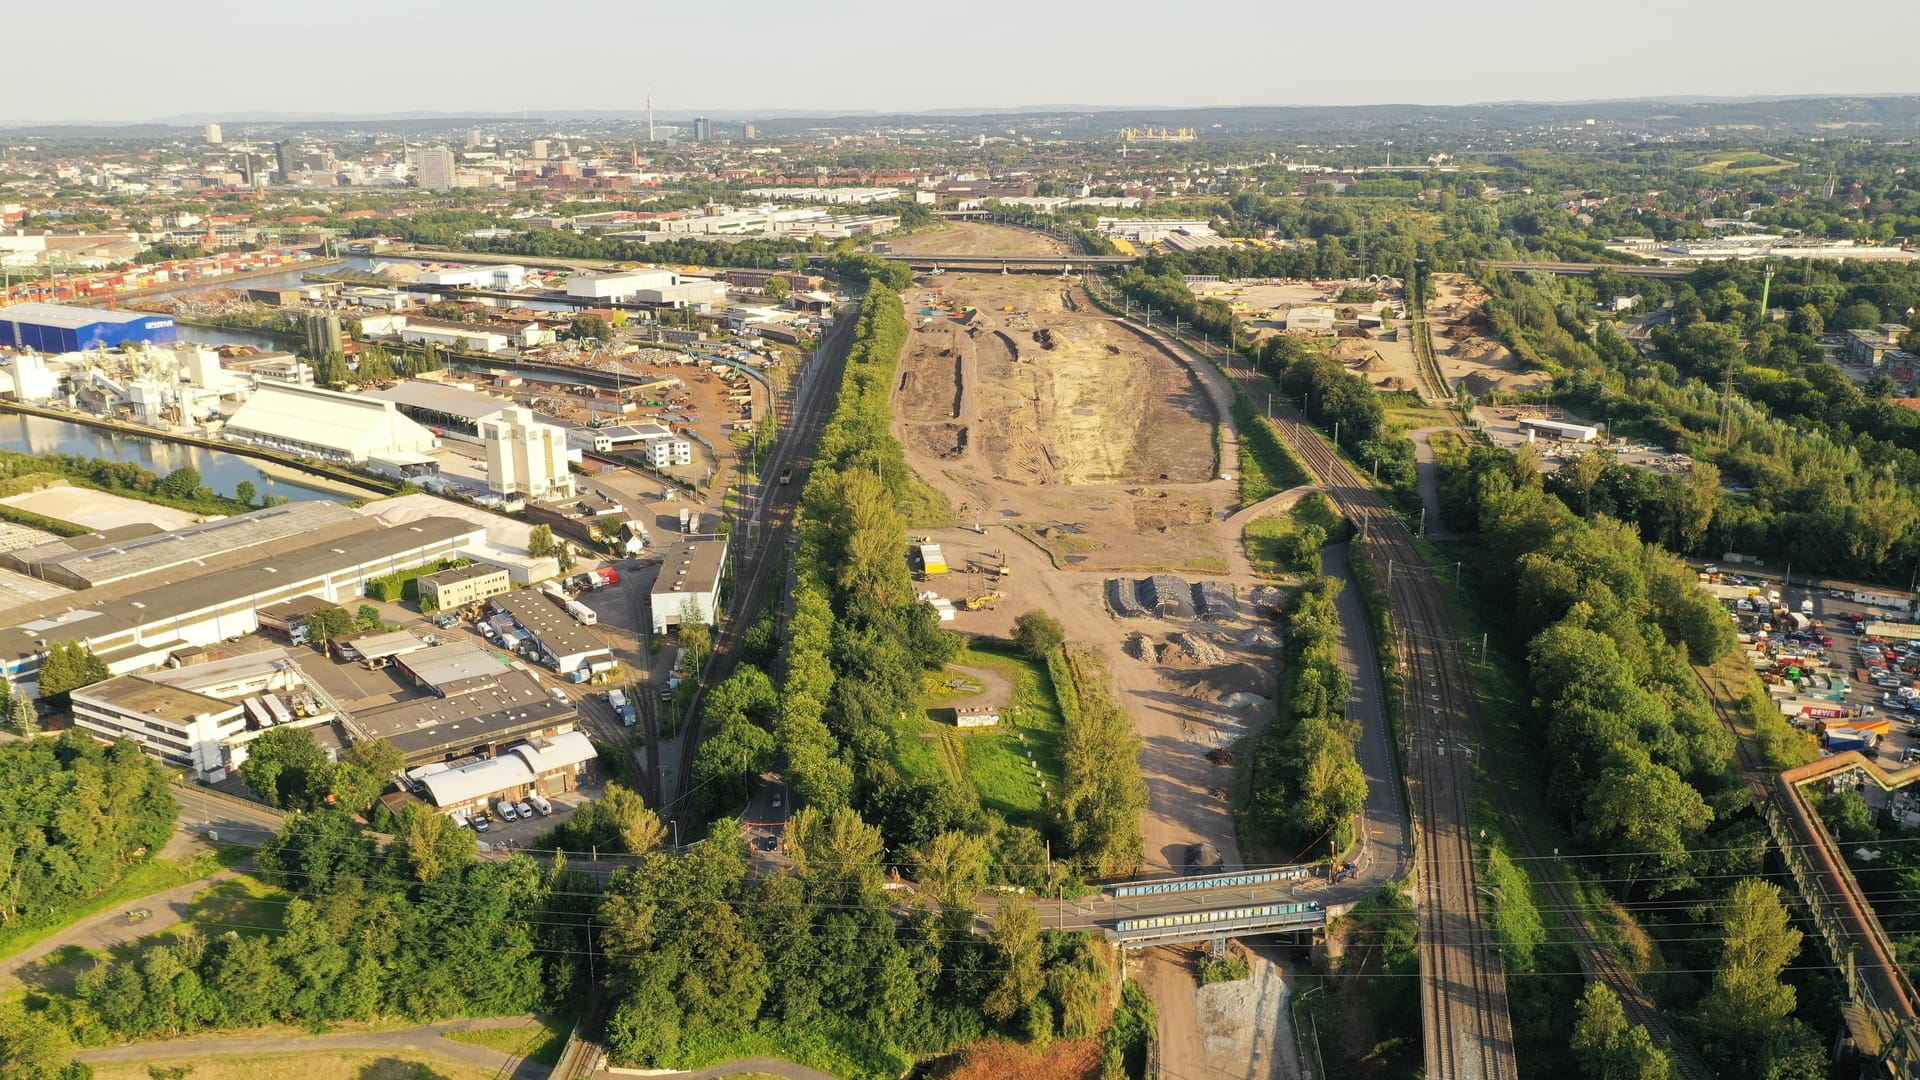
[355,667,576,764]
[72,675,245,779]
[364,381,512,436]
[1,502,360,590]
[394,641,514,695]
[223,382,440,464]
[419,730,598,815]
[650,538,728,633]
[493,590,614,675]
[1518,417,1600,443]
[566,269,680,303]
[0,515,484,695]
[418,563,511,611]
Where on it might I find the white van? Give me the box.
[528,793,553,816]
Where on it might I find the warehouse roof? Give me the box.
[225,383,438,460]
[494,590,611,665]
[398,641,514,694]
[419,730,596,807]
[0,303,170,330]
[73,673,236,720]
[651,539,729,601]
[364,381,512,421]
[0,516,482,667]
[4,502,358,589]
[355,668,573,759]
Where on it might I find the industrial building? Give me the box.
[481,407,575,501]
[1518,417,1600,443]
[2,501,361,590]
[70,648,324,781]
[0,514,484,694]
[1285,305,1336,333]
[356,661,575,764]
[223,381,440,465]
[364,380,515,436]
[417,731,599,816]
[418,562,512,611]
[0,304,178,352]
[565,422,691,467]
[650,538,728,633]
[417,265,527,290]
[394,318,511,354]
[565,269,681,303]
[492,590,615,675]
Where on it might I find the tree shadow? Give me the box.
[356,1058,453,1080]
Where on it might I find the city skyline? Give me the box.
[6,0,1919,126]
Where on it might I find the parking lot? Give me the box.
[1715,566,1920,803]
[464,782,597,853]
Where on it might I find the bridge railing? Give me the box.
[1106,866,1313,898]
[1111,901,1325,937]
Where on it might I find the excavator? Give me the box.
[959,591,1004,611]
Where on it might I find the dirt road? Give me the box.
[0,869,242,993]
[76,1016,547,1078]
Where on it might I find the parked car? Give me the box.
[516,801,534,821]
[497,800,519,823]
[473,812,491,833]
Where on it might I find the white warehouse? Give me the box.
[650,538,728,634]
[566,269,681,303]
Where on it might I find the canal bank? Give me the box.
[0,402,392,503]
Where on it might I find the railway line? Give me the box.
[1104,298,1516,1079]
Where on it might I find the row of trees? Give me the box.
[1047,643,1149,878]
[47,808,564,1049]
[600,807,1115,1076]
[1246,577,1366,849]
[235,728,405,815]
[0,733,176,928]
[0,450,251,517]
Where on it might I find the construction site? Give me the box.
[883,224,1304,1080]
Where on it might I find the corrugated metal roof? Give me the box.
[0,302,172,330]
[420,730,596,806]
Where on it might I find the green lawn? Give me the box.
[443,1017,570,1066]
[1244,491,1349,577]
[892,641,1065,829]
[0,851,239,964]
[169,873,287,939]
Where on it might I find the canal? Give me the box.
[0,414,351,504]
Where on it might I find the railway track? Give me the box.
[1099,293,1516,1078]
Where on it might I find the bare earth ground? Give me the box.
[883,221,1070,257]
[885,225,1297,1080]
[900,274,1225,573]
[1427,272,1549,395]
[1,486,199,531]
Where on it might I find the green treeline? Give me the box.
[600,808,1118,1077]
[1048,646,1149,878]
[39,807,561,1048]
[1229,392,1311,503]
[1248,577,1366,850]
[1269,341,1420,511]
[1459,450,1740,894]
[0,449,260,517]
[0,733,177,929]
[1483,264,1920,580]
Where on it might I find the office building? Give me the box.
[70,649,317,781]
[418,563,512,611]
[274,142,292,182]
[694,117,711,142]
[481,407,575,501]
[205,124,223,145]
[742,122,756,140]
[416,149,457,191]
[530,139,549,160]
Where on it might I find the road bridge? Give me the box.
[1485,260,1694,280]
[1108,901,1327,949]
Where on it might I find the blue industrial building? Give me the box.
[0,304,178,352]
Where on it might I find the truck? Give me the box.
[1825,729,1874,753]
[1856,590,1915,613]
[564,599,598,626]
[585,566,620,589]
[679,507,692,533]
[608,689,637,727]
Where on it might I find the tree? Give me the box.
[528,524,558,559]
[303,604,356,644]
[556,542,576,575]
[234,479,257,507]
[1572,982,1673,1080]
[9,688,37,735]
[1011,610,1067,661]
[764,276,790,300]
[237,726,329,809]
[678,598,712,677]
[0,999,86,1079]
[35,641,109,706]
[398,804,476,882]
[1697,879,1801,1073]
[355,603,384,631]
[909,830,990,910]
[313,351,349,388]
[601,783,667,854]
[983,897,1044,1025]
[570,314,612,342]
[159,465,201,502]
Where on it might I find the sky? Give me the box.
[7,0,1920,125]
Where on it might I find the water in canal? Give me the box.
[0,414,347,504]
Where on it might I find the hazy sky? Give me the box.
[8,0,1920,125]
